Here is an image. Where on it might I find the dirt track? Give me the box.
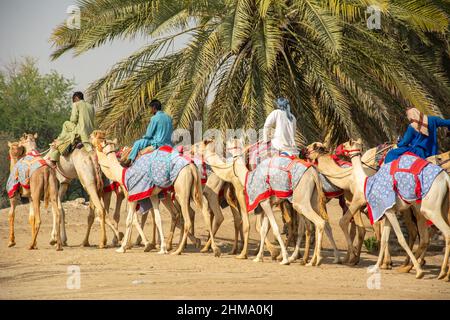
[1,198,449,300]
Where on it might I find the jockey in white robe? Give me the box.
[263,97,298,156]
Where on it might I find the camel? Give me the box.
[7,134,63,250]
[199,139,341,266]
[41,134,122,249]
[91,133,203,255]
[342,139,450,280]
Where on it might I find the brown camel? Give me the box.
[7,134,62,250]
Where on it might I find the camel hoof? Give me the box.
[62,241,68,247]
[279,259,290,266]
[144,243,154,252]
[7,241,16,248]
[98,244,107,249]
[346,256,359,266]
[276,254,283,262]
[49,239,57,246]
[415,270,425,279]
[28,245,37,250]
[213,247,221,258]
[56,246,63,252]
[299,259,307,266]
[200,246,210,253]
[288,256,297,263]
[170,250,181,256]
[333,258,342,264]
[437,271,446,280]
[116,247,126,253]
[253,257,263,263]
[82,241,90,247]
[444,275,450,282]
[396,265,412,273]
[195,239,202,249]
[270,249,281,260]
[306,262,314,267]
[236,254,248,260]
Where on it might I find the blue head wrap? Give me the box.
[275,97,294,121]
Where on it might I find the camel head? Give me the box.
[90,130,107,150]
[306,142,329,161]
[342,138,363,158]
[193,139,215,157]
[7,141,25,160]
[19,133,38,152]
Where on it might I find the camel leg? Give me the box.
[134,210,148,247]
[131,211,151,253]
[339,201,363,265]
[397,211,428,273]
[116,201,137,253]
[151,196,168,254]
[260,200,289,265]
[324,221,341,264]
[399,208,418,268]
[29,193,42,250]
[51,182,69,246]
[171,191,192,255]
[49,175,62,251]
[374,217,391,270]
[293,203,325,267]
[101,191,123,246]
[200,186,223,255]
[253,213,269,263]
[230,206,243,255]
[289,213,306,263]
[255,214,280,260]
[163,202,179,251]
[235,185,250,260]
[113,191,124,245]
[8,197,18,247]
[82,204,95,247]
[187,206,201,247]
[302,219,312,265]
[352,210,366,264]
[384,210,424,279]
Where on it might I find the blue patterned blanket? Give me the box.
[122,146,191,202]
[7,152,47,198]
[245,156,311,212]
[365,153,443,224]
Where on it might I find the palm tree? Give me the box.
[51,0,450,147]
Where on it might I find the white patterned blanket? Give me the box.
[365,153,443,224]
[245,156,312,212]
[122,146,190,202]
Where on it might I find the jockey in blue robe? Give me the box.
[128,99,173,162]
[385,107,450,164]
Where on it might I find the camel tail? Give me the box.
[224,183,239,212]
[190,164,203,209]
[310,167,329,222]
[43,167,50,209]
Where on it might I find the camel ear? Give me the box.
[8,141,12,148]
[203,139,213,145]
[356,138,362,145]
[34,133,38,139]
[113,138,118,145]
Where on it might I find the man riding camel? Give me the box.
[263,97,298,156]
[47,91,95,167]
[127,99,173,163]
[384,107,450,163]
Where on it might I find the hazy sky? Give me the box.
[0,0,151,91]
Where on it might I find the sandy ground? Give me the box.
[0,197,449,300]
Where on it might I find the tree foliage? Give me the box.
[50,0,450,147]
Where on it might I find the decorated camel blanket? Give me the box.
[318,159,351,198]
[122,146,190,202]
[6,151,47,198]
[183,155,211,185]
[365,153,443,224]
[245,156,312,212]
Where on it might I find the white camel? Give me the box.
[342,139,450,280]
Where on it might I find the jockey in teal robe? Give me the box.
[128,101,173,162]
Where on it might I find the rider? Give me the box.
[263,97,298,156]
[47,91,95,166]
[384,107,450,163]
[128,99,173,163]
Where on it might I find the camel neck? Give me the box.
[96,151,124,184]
[205,151,248,186]
[316,154,352,188]
[350,154,367,193]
